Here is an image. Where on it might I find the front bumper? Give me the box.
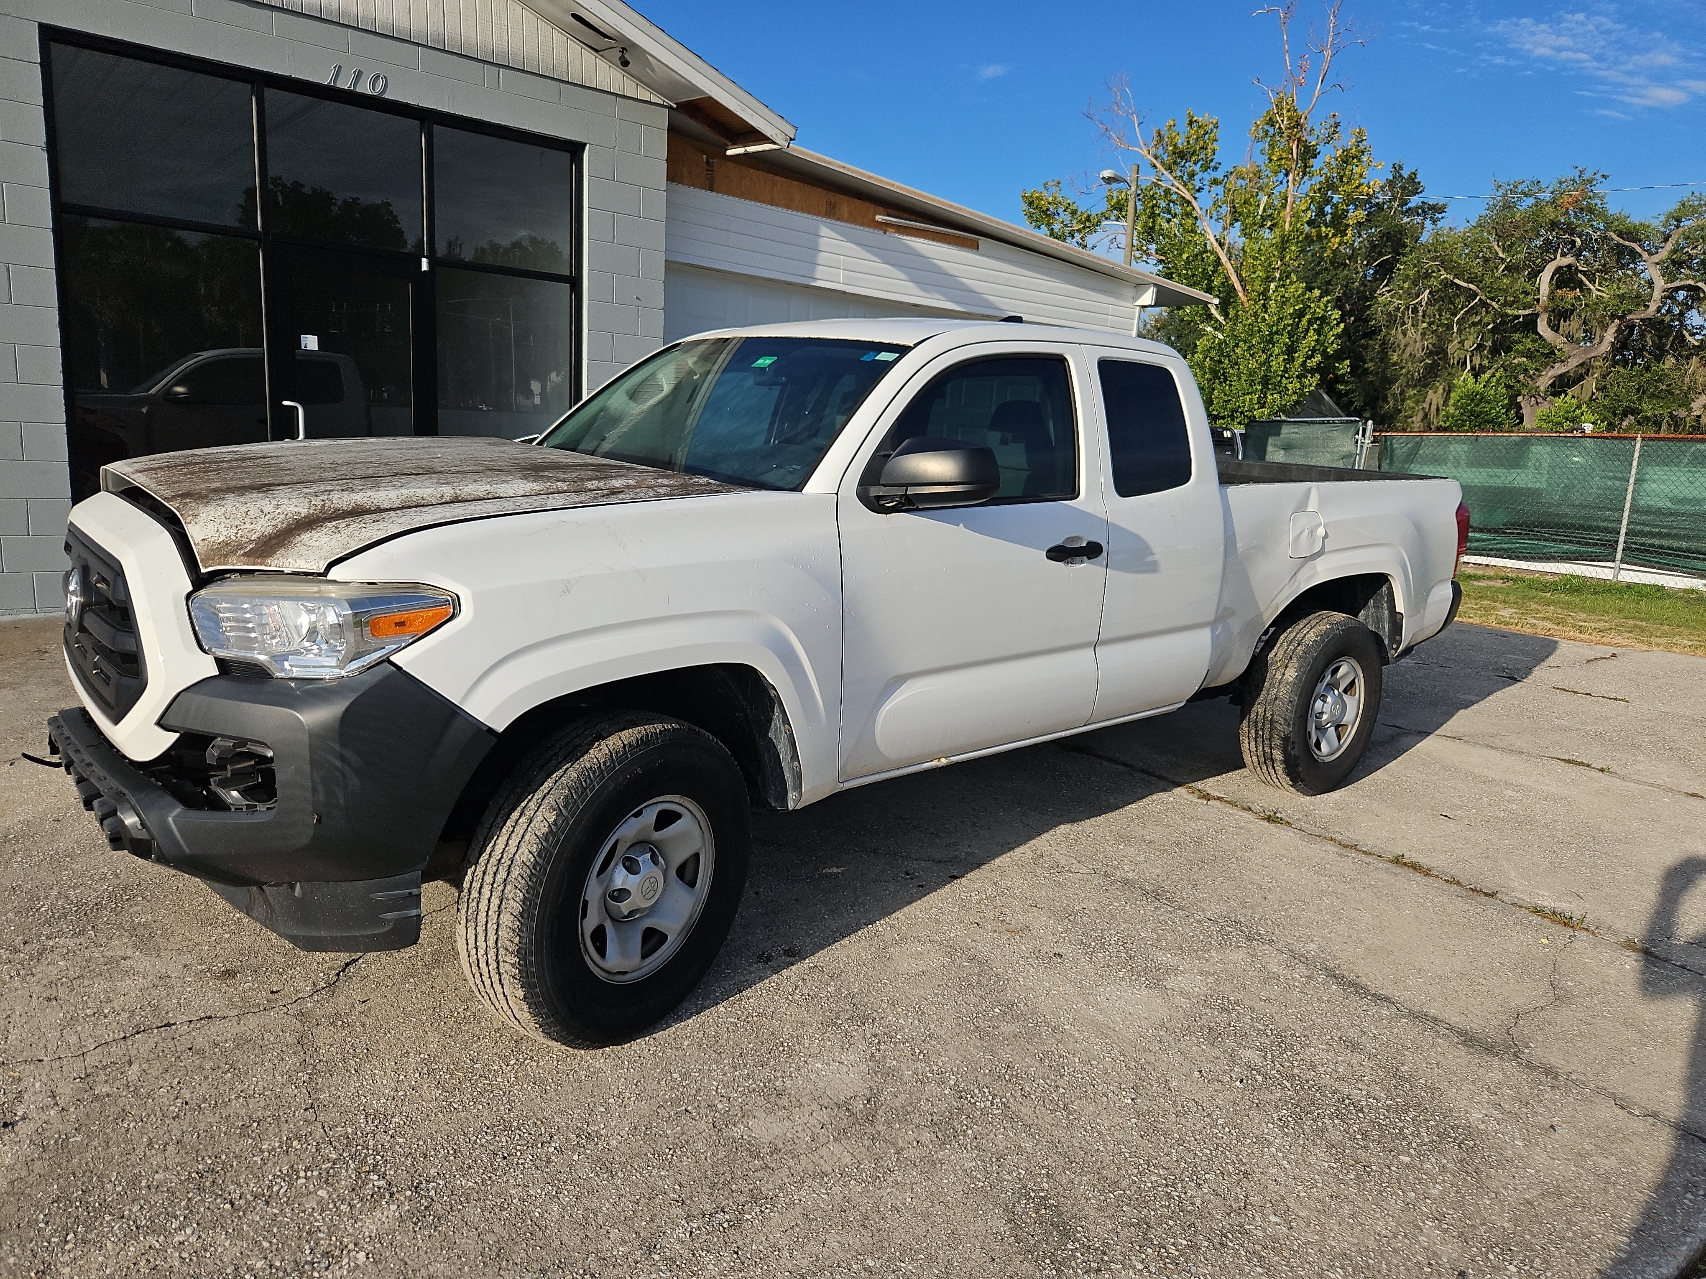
[48,661,494,952]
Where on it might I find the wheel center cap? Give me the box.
[1314,688,1347,726]
[605,843,666,921]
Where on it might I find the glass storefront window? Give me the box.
[49,40,581,476]
[437,269,575,438]
[433,126,576,275]
[58,216,265,498]
[48,44,256,229]
[265,90,424,253]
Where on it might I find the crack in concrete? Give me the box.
[1379,721,1705,804]
[1553,686,1632,703]
[1053,742,1706,1148]
[5,955,365,1069]
[1506,935,1572,1054]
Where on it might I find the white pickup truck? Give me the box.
[47,319,1466,1047]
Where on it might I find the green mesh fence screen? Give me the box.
[1378,434,1706,576]
[1243,419,1362,468]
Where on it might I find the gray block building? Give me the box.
[0,0,1205,617]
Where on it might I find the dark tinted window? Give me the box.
[1100,359,1193,496]
[60,218,262,395]
[265,90,423,252]
[297,359,346,405]
[59,217,264,497]
[434,127,575,275]
[49,44,256,228]
[437,268,575,437]
[176,355,264,405]
[883,356,1077,500]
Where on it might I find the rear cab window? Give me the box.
[1098,358,1193,497]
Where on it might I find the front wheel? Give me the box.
[458,712,751,1047]
[1239,611,1385,796]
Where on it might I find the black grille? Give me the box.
[64,527,147,722]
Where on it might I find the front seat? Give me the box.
[988,399,1064,497]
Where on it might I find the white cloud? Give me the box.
[1492,10,1705,109]
[975,63,1009,80]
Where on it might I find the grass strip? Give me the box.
[1456,564,1706,656]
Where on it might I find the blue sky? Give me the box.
[639,0,1706,232]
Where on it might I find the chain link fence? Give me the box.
[1377,433,1706,577]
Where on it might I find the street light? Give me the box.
[1101,167,1138,268]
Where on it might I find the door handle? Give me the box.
[282,400,307,441]
[1046,540,1104,563]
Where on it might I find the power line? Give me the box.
[1436,180,1706,200]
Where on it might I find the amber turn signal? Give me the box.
[366,604,454,640]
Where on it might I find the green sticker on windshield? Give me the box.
[751,355,778,367]
[874,351,899,361]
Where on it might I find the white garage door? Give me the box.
[663,263,972,343]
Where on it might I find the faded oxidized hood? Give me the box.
[103,437,739,574]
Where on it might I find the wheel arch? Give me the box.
[432,663,803,871]
[1265,571,1405,662]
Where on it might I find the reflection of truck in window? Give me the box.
[69,348,367,498]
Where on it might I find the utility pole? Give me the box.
[1123,162,1137,267]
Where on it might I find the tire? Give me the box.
[1239,611,1385,796]
[457,711,751,1047]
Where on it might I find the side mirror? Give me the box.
[859,436,1001,512]
[162,384,193,402]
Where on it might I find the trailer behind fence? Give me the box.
[1242,417,1365,469]
[1377,433,1706,578]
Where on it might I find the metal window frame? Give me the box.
[41,26,585,464]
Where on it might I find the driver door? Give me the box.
[836,344,1108,780]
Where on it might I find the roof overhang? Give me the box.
[530,0,796,148]
[763,147,1217,308]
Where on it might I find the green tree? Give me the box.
[1021,1,1434,423]
[1380,176,1706,430]
[1438,371,1519,431]
[1018,179,1110,251]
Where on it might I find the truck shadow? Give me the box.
[679,621,1559,1023]
[1606,856,1706,1278]
[1071,623,1563,793]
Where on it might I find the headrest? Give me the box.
[988,399,1046,437]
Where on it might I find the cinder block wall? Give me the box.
[0,11,65,617]
[0,0,667,617]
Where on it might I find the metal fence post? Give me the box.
[1612,434,1643,582]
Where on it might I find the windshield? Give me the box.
[540,337,911,489]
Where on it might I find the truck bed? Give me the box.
[1217,457,1432,486]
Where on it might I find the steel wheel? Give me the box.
[579,795,715,985]
[1307,656,1365,762]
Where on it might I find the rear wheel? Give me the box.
[457,712,750,1047]
[1239,611,1384,796]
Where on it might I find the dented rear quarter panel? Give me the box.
[1205,475,1463,688]
[333,489,845,806]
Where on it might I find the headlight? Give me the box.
[188,577,457,679]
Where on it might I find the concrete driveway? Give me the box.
[2,615,1703,1279]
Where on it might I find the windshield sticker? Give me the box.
[874,351,899,361]
[751,355,778,367]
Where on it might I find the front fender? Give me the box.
[331,493,843,805]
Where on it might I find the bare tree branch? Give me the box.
[1092,75,1249,305]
